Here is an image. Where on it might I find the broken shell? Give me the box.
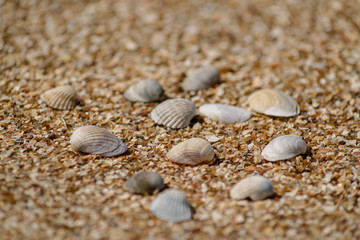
[167,138,214,166]
[248,89,299,117]
[230,175,274,201]
[199,103,251,123]
[70,125,127,157]
[124,171,166,195]
[150,189,194,222]
[40,85,77,110]
[124,79,164,102]
[150,98,196,128]
[261,135,307,161]
[182,66,220,91]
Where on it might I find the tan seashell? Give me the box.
[40,85,77,110]
[124,171,166,195]
[124,79,164,102]
[248,89,299,117]
[182,66,220,91]
[230,175,274,201]
[167,138,214,166]
[261,135,307,161]
[199,104,251,123]
[150,99,196,128]
[70,125,127,157]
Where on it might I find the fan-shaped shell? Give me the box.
[70,125,127,157]
[199,104,251,123]
[182,66,220,91]
[150,189,194,222]
[124,171,166,195]
[167,138,214,166]
[248,89,299,117]
[230,175,274,201]
[150,99,196,128]
[261,135,307,161]
[40,85,77,110]
[124,79,164,102]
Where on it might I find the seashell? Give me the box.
[230,175,274,201]
[124,79,164,102]
[182,66,220,91]
[124,171,166,195]
[261,135,307,161]
[167,138,214,166]
[40,85,77,110]
[70,125,127,157]
[199,103,251,123]
[150,189,194,222]
[248,89,299,117]
[150,99,196,128]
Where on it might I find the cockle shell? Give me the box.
[199,104,251,123]
[150,189,194,222]
[40,85,77,110]
[248,89,300,117]
[124,171,166,195]
[150,99,196,128]
[230,175,274,201]
[261,135,307,161]
[70,125,127,157]
[167,138,214,166]
[124,79,164,102]
[182,66,220,91]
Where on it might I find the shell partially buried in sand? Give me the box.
[40,85,77,110]
[199,103,251,123]
[182,66,220,91]
[124,171,166,195]
[124,79,164,102]
[230,175,275,201]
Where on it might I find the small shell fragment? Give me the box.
[261,135,307,161]
[248,89,299,117]
[199,104,251,123]
[230,175,274,201]
[124,171,166,195]
[124,79,164,102]
[40,85,77,110]
[182,66,220,91]
[150,189,194,222]
[167,138,214,166]
[70,125,127,157]
[150,98,196,128]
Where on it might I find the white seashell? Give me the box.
[230,175,274,201]
[150,189,194,222]
[182,66,220,91]
[150,99,196,128]
[124,79,164,102]
[261,135,307,161]
[124,171,166,195]
[40,85,77,110]
[248,89,299,117]
[70,125,127,157]
[167,138,214,166]
[199,104,251,123]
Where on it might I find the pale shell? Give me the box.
[182,66,220,91]
[70,125,127,157]
[150,99,196,128]
[167,138,214,166]
[40,85,77,110]
[150,189,194,222]
[124,79,164,102]
[124,171,166,195]
[248,89,300,117]
[230,175,274,201]
[199,104,251,123]
[261,135,307,161]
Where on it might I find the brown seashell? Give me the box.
[40,85,77,110]
[124,171,166,195]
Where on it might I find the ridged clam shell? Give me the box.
[199,104,251,123]
[261,135,307,161]
[124,171,166,195]
[150,99,196,128]
[40,85,77,110]
[248,89,299,117]
[230,175,274,201]
[150,189,194,222]
[167,138,214,166]
[124,79,164,102]
[70,125,127,157]
[182,66,220,91]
